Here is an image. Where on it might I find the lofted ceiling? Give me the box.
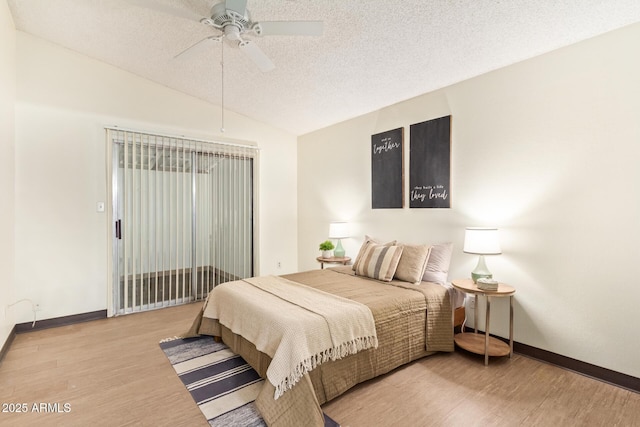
[8,0,640,135]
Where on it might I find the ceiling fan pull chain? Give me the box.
[220,41,225,133]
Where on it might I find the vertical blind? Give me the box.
[108,128,257,314]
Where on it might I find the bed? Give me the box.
[186,241,464,426]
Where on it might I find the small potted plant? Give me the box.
[319,240,335,258]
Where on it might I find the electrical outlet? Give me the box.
[467,299,475,310]
[35,303,42,312]
[277,261,282,269]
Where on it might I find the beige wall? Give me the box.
[0,1,16,348]
[14,32,298,322]
[298,23,640,378]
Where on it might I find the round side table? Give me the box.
[452,278,515,366]
[316,256,351,269]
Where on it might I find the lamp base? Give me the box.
[334,239,345,258]
[471,255,493,283]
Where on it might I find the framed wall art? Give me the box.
[371,127,404,209]
[409,116,451,208]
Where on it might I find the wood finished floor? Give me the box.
[1,303,638,427]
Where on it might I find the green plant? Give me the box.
[319,240,335,251]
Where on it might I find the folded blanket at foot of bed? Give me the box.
[201,274,378,399]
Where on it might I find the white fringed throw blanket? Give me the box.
[202,275,378,399]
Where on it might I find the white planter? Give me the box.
[321,250,333,258]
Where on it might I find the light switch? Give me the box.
[97,202,105,213]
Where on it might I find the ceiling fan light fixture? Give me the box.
[224,24,242,41]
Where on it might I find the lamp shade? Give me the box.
[463,227,501,255]
[328,222,349,239]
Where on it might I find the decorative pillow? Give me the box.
[421,242,453,285]
[394,244,432,284]
[352,235,397,271]
[355,244,404,282]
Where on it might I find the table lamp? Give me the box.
[329,222,349,258]
[463,227,501,283]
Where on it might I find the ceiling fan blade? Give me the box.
[174,36,221,60]
[125,0,203,22]
[225,0,248,16]
[255,21,323,37]
[239,41,275,72]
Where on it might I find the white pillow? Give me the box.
[421,242,453,284]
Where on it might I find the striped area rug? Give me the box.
[159,336,339,427]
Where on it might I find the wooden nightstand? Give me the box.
[316,256,351,269]
[452,278,515,366]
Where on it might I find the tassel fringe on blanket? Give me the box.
[274,335,378,399]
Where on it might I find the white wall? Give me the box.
[0,1,16,348]
[14,32,298,322]
[298,23,640,378]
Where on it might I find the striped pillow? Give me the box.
[355,244,404,282]
[352,236,397,271]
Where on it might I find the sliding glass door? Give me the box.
[109,129,256,314]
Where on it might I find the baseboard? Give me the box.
[15,310,107,334]
[513,341,640,394]
[460,330,640,394]
[0,325,17,366]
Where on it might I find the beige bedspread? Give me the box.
[188,267,453,427]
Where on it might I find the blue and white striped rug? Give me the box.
[159,336,339,427]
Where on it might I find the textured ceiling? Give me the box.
[8,0,640,135]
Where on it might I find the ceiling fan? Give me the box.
[129,0,324,72]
